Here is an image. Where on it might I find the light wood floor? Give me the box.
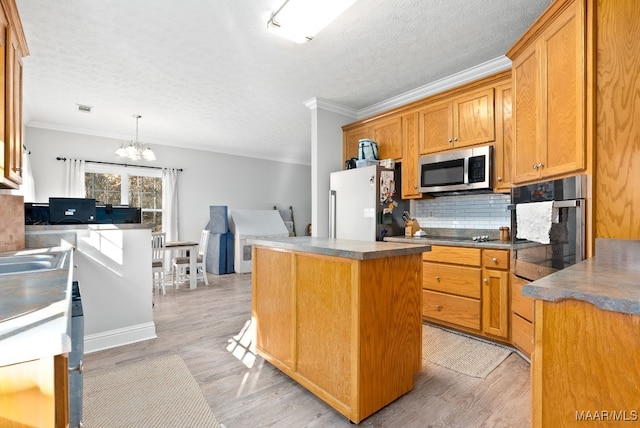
[84,273,532,427]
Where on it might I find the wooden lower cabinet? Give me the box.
[511,274,534,357]
[252,246,422,423]
[0,354,68,427]
[422,246,511,342]
[532,299,640,427]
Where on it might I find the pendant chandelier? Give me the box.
[115,114,156,161]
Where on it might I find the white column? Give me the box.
[304,98,357,238]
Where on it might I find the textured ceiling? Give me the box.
[16,0,550,165]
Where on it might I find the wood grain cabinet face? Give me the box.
[401,112,422,199]
[343,126,371,165]
[493,83,514,192]
[510,274,534,356]
[373,116,402,161]
[0,2,27,190]
[419,88,495,155]
[509,0,586,184]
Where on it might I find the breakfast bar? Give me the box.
[250,237,430,423]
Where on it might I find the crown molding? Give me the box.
[357,56,511,119]
[304,97,358,118]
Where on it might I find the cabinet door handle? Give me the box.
[453,137,458,142]
[533,163,538,170]
[497,176,502,182]
[483,278,489,284]
[538,162,545,169]
[448,138,452,143]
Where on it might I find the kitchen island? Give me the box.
[250,237,430,424]
[523,238,640,427]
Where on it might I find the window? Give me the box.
[85,164,163,232]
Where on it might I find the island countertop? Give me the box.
[522,238,640,316]
[249,236,431,260]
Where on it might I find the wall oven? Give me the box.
[418,145,492,194]
[511,175,587,281]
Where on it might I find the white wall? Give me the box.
[25,127,311,242]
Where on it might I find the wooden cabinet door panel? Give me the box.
[511,274,534,322]
[401,112,421,199]
[374,117,402,160]
[423,262,481,299]
[253,248,295,368]
[494,83,513,192]
[482,268,509,338]
[511,312,533,357]
[420,101,452,154]
[423,290,480,330]
[344,126,371,164]
[453,88,495,148]
[295,254,352,404]
[513,45,540,183]
[541,1,585,177]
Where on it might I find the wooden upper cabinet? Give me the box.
[0,0,28,189]
[343,125,370,165]
[401,112,421,199]
[493,82,514,192]
[508,0,586,184]
[420,88,495,155]
[373,116,402,161]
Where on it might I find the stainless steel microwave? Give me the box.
[418,145,492,194]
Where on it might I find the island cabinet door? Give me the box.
[294,253,353,412]
[252,247,295,369]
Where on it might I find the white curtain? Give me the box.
[162,168,179,241]
[20,147,36,202]
[64,158,86,197]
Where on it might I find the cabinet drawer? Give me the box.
[423,262,481,298]
[511,312,533,357]
[511,275,534,322]
[422,246,481,266]
[482,249,509,270]
[422,290,480,330]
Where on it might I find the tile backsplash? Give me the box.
[415,193,510,230]
[0,194,25,251]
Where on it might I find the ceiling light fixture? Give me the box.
[116,114,156,161]
[267,0,358,43]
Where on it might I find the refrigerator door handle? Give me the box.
[329,190,337,238]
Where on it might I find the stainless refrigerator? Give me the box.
[329,165,408,241]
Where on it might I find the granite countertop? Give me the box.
[0,247,74,367]
[249,237,431,260]
[522,238,640,316]
[385,235,511,249]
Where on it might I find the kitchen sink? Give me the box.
[0,252,67,275]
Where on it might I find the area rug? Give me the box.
[422,324,512,378]
[83,354,223,428]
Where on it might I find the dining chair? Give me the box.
[151,232,166,295]
[172,230,210,287]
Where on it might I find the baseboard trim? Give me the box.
[84,322,157,354]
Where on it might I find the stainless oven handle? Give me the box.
[510,200,582,209]
[463,156,469,185]
[329,190,337,239]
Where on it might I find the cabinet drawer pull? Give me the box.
[492,257,498,264]
[435,275,441,282]
[435,304,443,311]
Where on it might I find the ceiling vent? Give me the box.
[77,104,92,113]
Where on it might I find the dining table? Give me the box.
[165,240,199,289]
